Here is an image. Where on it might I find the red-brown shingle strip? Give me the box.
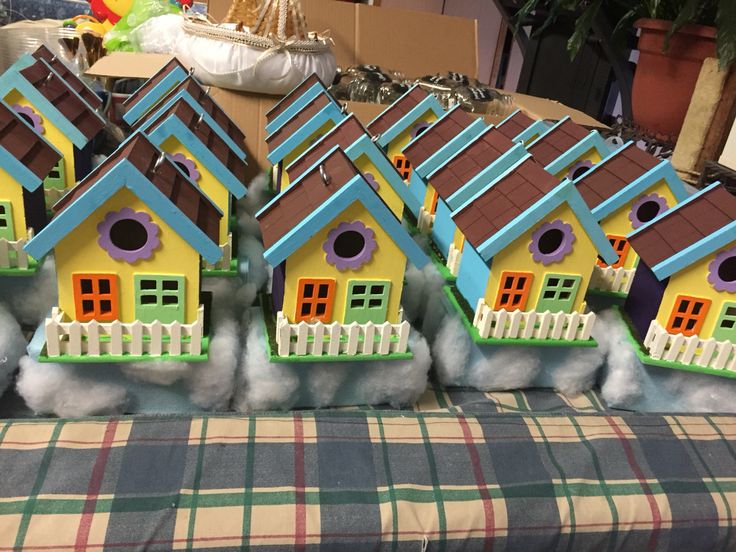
[53,133,220,244]
[431,126,517,200]
[528,118,590,167]
[143,97,247,184]
[266,74,325,123]
[0,101,61,181]
[575,143,660,209]
[124,58,187,110]
[403,108,474,170]
[266,94,332,153]
[32,45,103,110]
[496,110,536,141]
[452,158,559,249]
[367,87,429,137]
[19,60,105,141]
[286,115,366,182]
[629,184,736,269]
[133,77,246,148]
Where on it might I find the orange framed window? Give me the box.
[666,295,711,336]
[393,155,412,181]
[295,278,336,322]
[597,235,631,269]
[494,271,533,311]
[429,190,439,214]
[72,273,119,322]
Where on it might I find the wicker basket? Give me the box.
[224,0,307,40]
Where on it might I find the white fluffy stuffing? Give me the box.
[0,305,26,395]
[1,258,57,326]
[595,308,645,406]
[549,345,605,396]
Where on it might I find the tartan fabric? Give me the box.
[1,411,736,550]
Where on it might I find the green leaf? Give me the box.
[566,0,603,60]
[717,0,736,67]
[664,0,701,51]
[513,0,544,34]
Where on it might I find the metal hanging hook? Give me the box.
[153,152,167,174]
[44,72,54,84]
[194,112,205,129]
[319,164,330,186]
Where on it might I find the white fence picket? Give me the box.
[590,266,636,294]
[362,322,375,355]
[642,320,736,371]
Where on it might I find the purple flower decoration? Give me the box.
[323,221,377,271]
[97,208,161,263]
[363,172,379,191]
[167,153,200,182]
[13,104,44,134]
[567,160,593,180]
[708,246,736,293]
[529,220,576,265]
[410,122,431,139]
[629,193,668,229]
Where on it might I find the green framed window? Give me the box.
[714,302,736,342]
[0,201,14,241]
[43,159,66,190]
[134,275,186,323]
[344,280,391,324]
[535,274,582,313]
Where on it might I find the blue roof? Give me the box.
[543,130,612,177]
[24,157,222,264]
[372,86,445,148]
[265,79,334,135]
[414,118,487,179]
[122,63,189,126]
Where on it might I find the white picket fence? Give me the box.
[590,265,636,294]
[446,243,462,276]
[417,207,435,234]
[473,299,596,341]
[44,187,67,206]
[643,320,736,371]
[275,310,411,357]
[204,233,233,271]
[44,305,205,358]
[0,228,33,270]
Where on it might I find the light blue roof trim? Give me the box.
[564,185,620,265]
[474,181,569,262]
[0,147,41,191]
[515,120,550,143]
[376,94,444,148]
[628,181,714,238]
[543,131,611,176]
[267,102,345,164]
[122,65,189,126]
[444,142,528,211]
[0,58,97,149]
[496,109,521,126]
[526,116,571,148]
[265,81,332,135]
[591,158,689,221]
[146,116,247,199]
[263,174,428,268]
[651,219,736,280]
[138,89,247,160]
[24,160,222,264]
[401,104,462,153]
[414,118,486,179]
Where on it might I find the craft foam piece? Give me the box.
[234,307,431,410]
[122,57,190,126]
[20,315,240,415]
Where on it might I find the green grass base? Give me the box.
[37,336,210,364]
[615,306,736,380]
[203,258,239,277]
[587,288,628,300]
[260,294,414,363]
[444,285,598,348]
[0,257,40,277]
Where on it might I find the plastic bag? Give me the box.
[104,0,184,52]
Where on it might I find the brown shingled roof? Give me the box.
[286,114,366,182]
[452,158,559,249]
[432,126,516,201]
[143,97,247,185]
[403,107,474,169]
[628,184,736,270]
[266,93,331,153]
[266,74,325,124]
[19,60,105,141]
[496,110,536,141]
[124,58,187,110]
[367,86,428,136]
[32,45,103,110]
[528,118,590,167]
[133,77,246,148]
[258,148,364,250]
[575,143,660,210]
[53,133,220,245]
[0,101,61,181]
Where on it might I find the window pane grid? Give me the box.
[597,235,630,269]
[494,271,533,311]
[295,278,335,322]
[345,280,391,324]
[666,295,711,336]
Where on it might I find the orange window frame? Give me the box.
[295,278,336,322]
[666,295,712,336]
[393,155,412,182]
[429,189,439,214]
[494,271,533,311]
[72,273,119,322]
[597,235,631,269]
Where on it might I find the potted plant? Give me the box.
[515,0,735,138]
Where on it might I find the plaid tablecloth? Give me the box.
[1,394,736,551]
